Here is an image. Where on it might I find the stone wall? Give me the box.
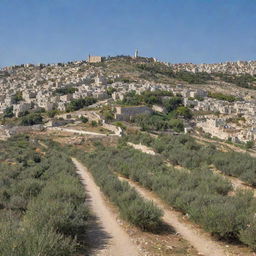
[102,123,122,136]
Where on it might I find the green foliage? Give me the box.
[12,91,23,104]
[162,96,182,112]
[3,106,14,118]
[128,133,256,186]
[20,113,43,126]
[212,151,256,186]
[47,110,58,118]
[199,191,253,240]
[106,86,117,95]
[195,96,204,101]
[175,106,192,119]
[121,91,187,132]
[240,218,256,250]
[137,63,175,78]
[135,113,184,132]
[121,90,143,105]
[168,119,184,131]
[136,63,212,83]
[0,136,90,255]
[100,106,114,121]
[215,73,256,89]
[91,120,98,127]
[175,71,212,84]
[94,143,256,248]
[116,77,135,83]
[53,87,77,96]
[80,116,88,123]
[66,97,97,112]
[76,150,163,231]
[122,90,174,106]
[113,121,127,130]
[0,218,77,256]
[208,92,238,102]
[246,140,254,149]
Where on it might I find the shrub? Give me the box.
[240,219,256,250]
[47,110,58,118]
[91,120,98,127]
[0,136,90,255]
[80,116,88,123]
[3,106,14,118]
[77,151,163,232]
[89,144,256,249]
[20,113,43,126]
[66,97,97,112]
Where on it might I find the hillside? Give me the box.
[1,56,256,98]
[2,53,256,254]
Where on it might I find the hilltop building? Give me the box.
[134,49,139,58]
[88,55,102,63]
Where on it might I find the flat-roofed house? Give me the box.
[114,106,153,121]
[88,56,102,63]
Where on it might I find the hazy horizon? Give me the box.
[1,54,256,70]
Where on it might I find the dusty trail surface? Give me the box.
[127,142,156,155]
[72,158,139,256]
[118,175,228,256]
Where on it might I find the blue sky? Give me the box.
[0,0,255,67]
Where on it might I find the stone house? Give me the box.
[114,106,153,121]
[88,56,102,63]
[13,102,31,117]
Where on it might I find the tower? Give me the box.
[134,49,139,58]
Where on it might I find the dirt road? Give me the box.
[118,175,228,256]
[72,158,139,256]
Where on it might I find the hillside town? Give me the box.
[1,56,256,144]
[169,60,256,75]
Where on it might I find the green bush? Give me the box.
[66,97,97,112]
[89,143,256,249]
[20,113,43,126]
[80,116,88,123]
[128,133,256,187]
[3,106,14,118]
[0,136,90,255]
[77,151,163,232]
[215,73,256,89]
[208,92,238,102]
[240,219,256,250]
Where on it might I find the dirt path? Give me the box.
[128,142,189,171]
[72,158,139,256]
[127,142,156,155]
[38,140,48,149]
[48,127,108,137]
[117,175,229,256]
